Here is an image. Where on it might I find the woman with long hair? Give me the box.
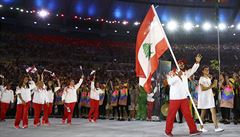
[88,75,104,123]
[42,74,61,126]
[14,75,36,129]
[32,73,48,127]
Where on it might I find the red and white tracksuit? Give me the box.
[88,81,104,122]
[0,88,14,121]
[43,87,60,124]
[15,81,36,128]
[62,79,83,124]
[165,63,199,134]
[32,88,48,126]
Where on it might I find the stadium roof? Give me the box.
[1,0,240,23]
[1,0,240,42]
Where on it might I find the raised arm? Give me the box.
[41,73,44,82]
[75,75,84,89]
[54,78,61,92]
[186,54,202,78]
[91,75,96,91]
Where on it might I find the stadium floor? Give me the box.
[0,118,239,137]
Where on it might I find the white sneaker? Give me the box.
[215,127,224,132]
[199,128,208,133]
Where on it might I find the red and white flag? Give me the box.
[26,66,37,73]
[44,69,56,77]
[136,5,170,93]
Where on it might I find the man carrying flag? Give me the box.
[136,5,202,136]
[165,56,202,136]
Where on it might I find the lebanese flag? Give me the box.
[136,5,170,93]
[26,66,37,73]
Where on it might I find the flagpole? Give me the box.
[152,5,204,126]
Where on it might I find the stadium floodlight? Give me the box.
[237,24,240,30]
[122,21,128,25]
[126,31,130,34]
[38,9,49,18]
[0,5,3,8]
[202,22,212,31]
[218,23,226,31]
[134,21,140,26]
[183,22,193,31]
[167,20,178,31]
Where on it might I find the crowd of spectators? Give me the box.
[1,30,240,124]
